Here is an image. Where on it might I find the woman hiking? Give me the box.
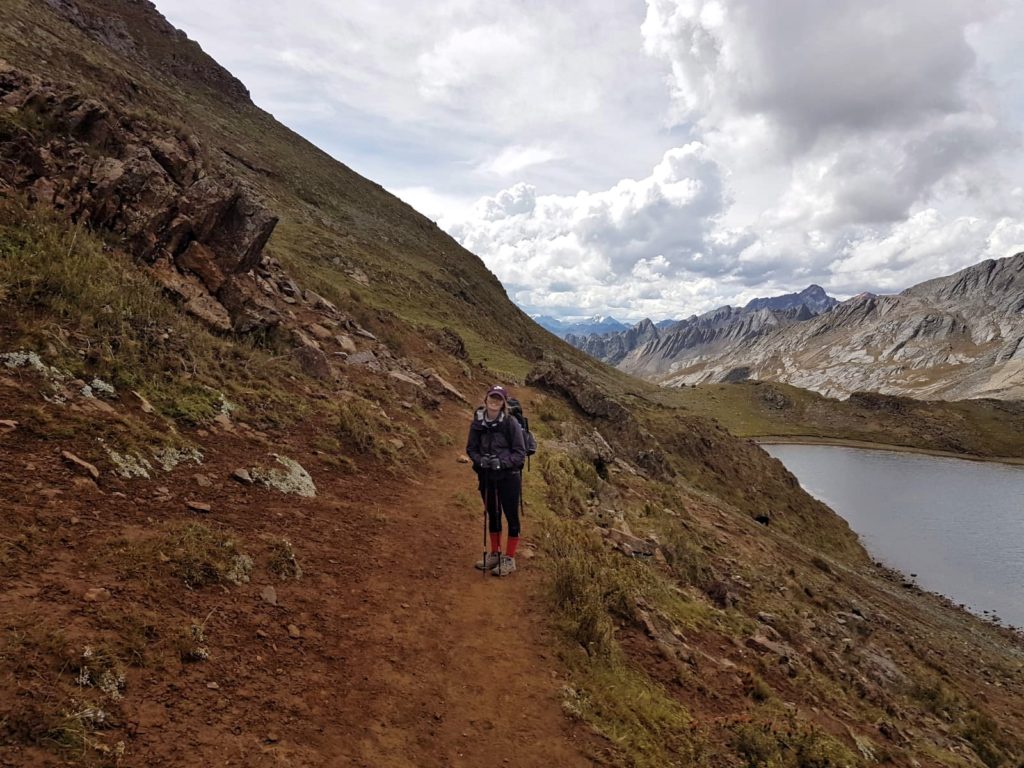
[466,385,527,576]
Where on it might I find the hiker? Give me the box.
[466,385,527,576]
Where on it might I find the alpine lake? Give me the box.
[763,444,1024,629]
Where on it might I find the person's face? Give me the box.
[485,394,504,414]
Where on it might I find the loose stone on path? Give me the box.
[61,450,100,480]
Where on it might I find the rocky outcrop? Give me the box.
[527,359,672,477]
[0,60,278,332]
[527,360,630,422]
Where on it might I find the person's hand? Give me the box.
[484,455,502,471]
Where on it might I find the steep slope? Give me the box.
[2,3,1024,768]
[661,255,1024,399]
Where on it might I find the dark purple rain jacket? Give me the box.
[466,407,527,478]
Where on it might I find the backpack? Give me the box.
[506,397,537,461]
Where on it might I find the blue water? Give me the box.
[763,444,1024,628]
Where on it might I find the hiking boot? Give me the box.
[475,552,501,571]
[492,555,517,577]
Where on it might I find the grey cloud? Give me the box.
[728,1,990,143]
[547,281,575,293]
[816,113,1013,227]
[645,0,998,148]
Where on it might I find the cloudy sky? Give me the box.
[158,0,1024,322]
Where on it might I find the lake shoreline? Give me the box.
[753,435,1024,466]
[765,442,1024,629]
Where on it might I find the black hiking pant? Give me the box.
[478,472,521,538]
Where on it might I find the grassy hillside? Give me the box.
[2,2,1024,767]
[668,381,1024,460]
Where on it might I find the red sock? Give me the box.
[490,533,501,553]
[506,537,519,558]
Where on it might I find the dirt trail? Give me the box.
[321,414,598,767]
[0,394,602,767]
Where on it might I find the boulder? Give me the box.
[425,373,467,403]
[603,527,659,559]
[745,634,798,662]
[292,347,332,380]
[389,370,426,397]
[217,274,282,333]
[291,329,322,351]
[150,258,232,332]
[304,290,337,313]
[308,323,334,341]
[335,334,357,354]
[346,350,382,371]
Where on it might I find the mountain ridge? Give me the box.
[568,259,1024,400]
[658,253,1024,399]
[567,284,838,369]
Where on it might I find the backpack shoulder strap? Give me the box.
[503,409,518,440]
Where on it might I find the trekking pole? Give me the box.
[482,473,489,579]
[493,474,502,564]
[520,471,525,519]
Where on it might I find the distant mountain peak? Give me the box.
[535,314,629,338]
[744,285,839,314]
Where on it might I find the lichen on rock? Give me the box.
[1,350,68,383]
[152,445,204,472]
[89,377,117,398]
[224,554,254,585]
[251,454,316,497]
[103,443,153,479]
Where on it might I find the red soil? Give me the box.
[0,391,604,767]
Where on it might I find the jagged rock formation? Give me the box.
[568,285,835,369]
[0,59,475,405]
[661,255,1024,400]
[3,3,1024,766]
[0,60,277,332]
[621,304,819,376]
[565,317,660,365]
